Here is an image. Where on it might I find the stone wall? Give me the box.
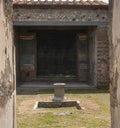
[96,26,109,88]
[13,8,108,22]
[0,0,16,128]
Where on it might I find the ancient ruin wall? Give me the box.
[96,26,109,88]
[0,0,16,128]
[13,8,108,22]
[13,6,109,87]
[110,0,120,127]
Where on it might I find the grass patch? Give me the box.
[17,89,110,128]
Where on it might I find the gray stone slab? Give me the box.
[18,82,95,89]
[36,101,81,110]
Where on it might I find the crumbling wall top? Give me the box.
[13,0,108,7]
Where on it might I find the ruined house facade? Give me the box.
[0,0,16,128]
[13,0,109,88]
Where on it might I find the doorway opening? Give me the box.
[37,30,77,80]
[16,26,96,87]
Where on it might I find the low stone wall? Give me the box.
[37,101,81,109]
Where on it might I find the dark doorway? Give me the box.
[37,30,77,79]
[17,27,92,83]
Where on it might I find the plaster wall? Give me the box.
[0,0,16,128]
[110,0,120,127]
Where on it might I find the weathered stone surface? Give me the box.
[96,26,109,87]
[110,0,120,127]
[0,0,16,128]
[53,83,65,102]
[37,101,81,109]
[13,8,108,22]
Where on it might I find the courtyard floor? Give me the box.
[17,89,111,128]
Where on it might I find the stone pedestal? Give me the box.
[52,83,66,102]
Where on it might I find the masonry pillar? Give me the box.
[0,0,16,128]
[109,0,120,127]
[96,26,109,88]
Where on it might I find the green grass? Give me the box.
[17,89,111,128]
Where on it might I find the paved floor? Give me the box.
[17,82,95,89]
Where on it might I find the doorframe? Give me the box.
[88,28,97,87]
[18,33,37,80]
[76,33,89,83]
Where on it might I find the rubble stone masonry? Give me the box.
[13,8,108,22]
[96,26,109,88]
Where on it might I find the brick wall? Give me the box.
[96,26,109,88]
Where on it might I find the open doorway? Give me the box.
[37,30,77,80]
[16,27,96,87]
